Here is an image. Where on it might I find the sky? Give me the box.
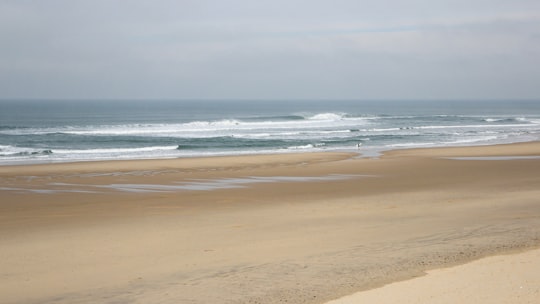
[0,0,539,100]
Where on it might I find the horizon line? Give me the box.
[1,98,539,102]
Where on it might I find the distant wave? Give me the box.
[2,103,540,165]
[0,148,53,157]
[11,113,372,137]
[182,119,242,128]
[248,115,305,121]
[307,113,346,120]
[414,123,534,130]
[387,142,436,148]
[482,117,533,123]
[286,143,326,150]
[0,112,375,135]
[0,125,26,131]
[54,146,179,155]
[444,136,499,145]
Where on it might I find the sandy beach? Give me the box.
[327,248,540,304]
[1,142,540,304]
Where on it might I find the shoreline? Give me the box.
[2,140,539,172]
[1,141,540,303]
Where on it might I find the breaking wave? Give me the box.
[1,102,540,164]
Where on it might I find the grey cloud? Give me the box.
[0,0,539,99]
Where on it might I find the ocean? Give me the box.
[1,100,539,165]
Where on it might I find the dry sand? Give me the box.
[1,142,540,303]
[327,248,540,304]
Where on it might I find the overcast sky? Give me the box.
[1,0,539,100]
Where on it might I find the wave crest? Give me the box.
[307,113,345,120]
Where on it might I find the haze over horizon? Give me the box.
[1,0,539,100]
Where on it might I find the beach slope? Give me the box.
[1,142,540,303]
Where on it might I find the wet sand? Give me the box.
[1,142,540,303]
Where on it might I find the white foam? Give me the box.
[308,113,345,120]
[444,136,498,145]
[416,124,533,130]
[387,142,436,148]
[54,146,178,155]
[287,144,316,150]
[2,109,540,166]
[43,115,372,138]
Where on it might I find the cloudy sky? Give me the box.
[1,0,539,100]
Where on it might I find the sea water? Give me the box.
[1,100,539,165]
